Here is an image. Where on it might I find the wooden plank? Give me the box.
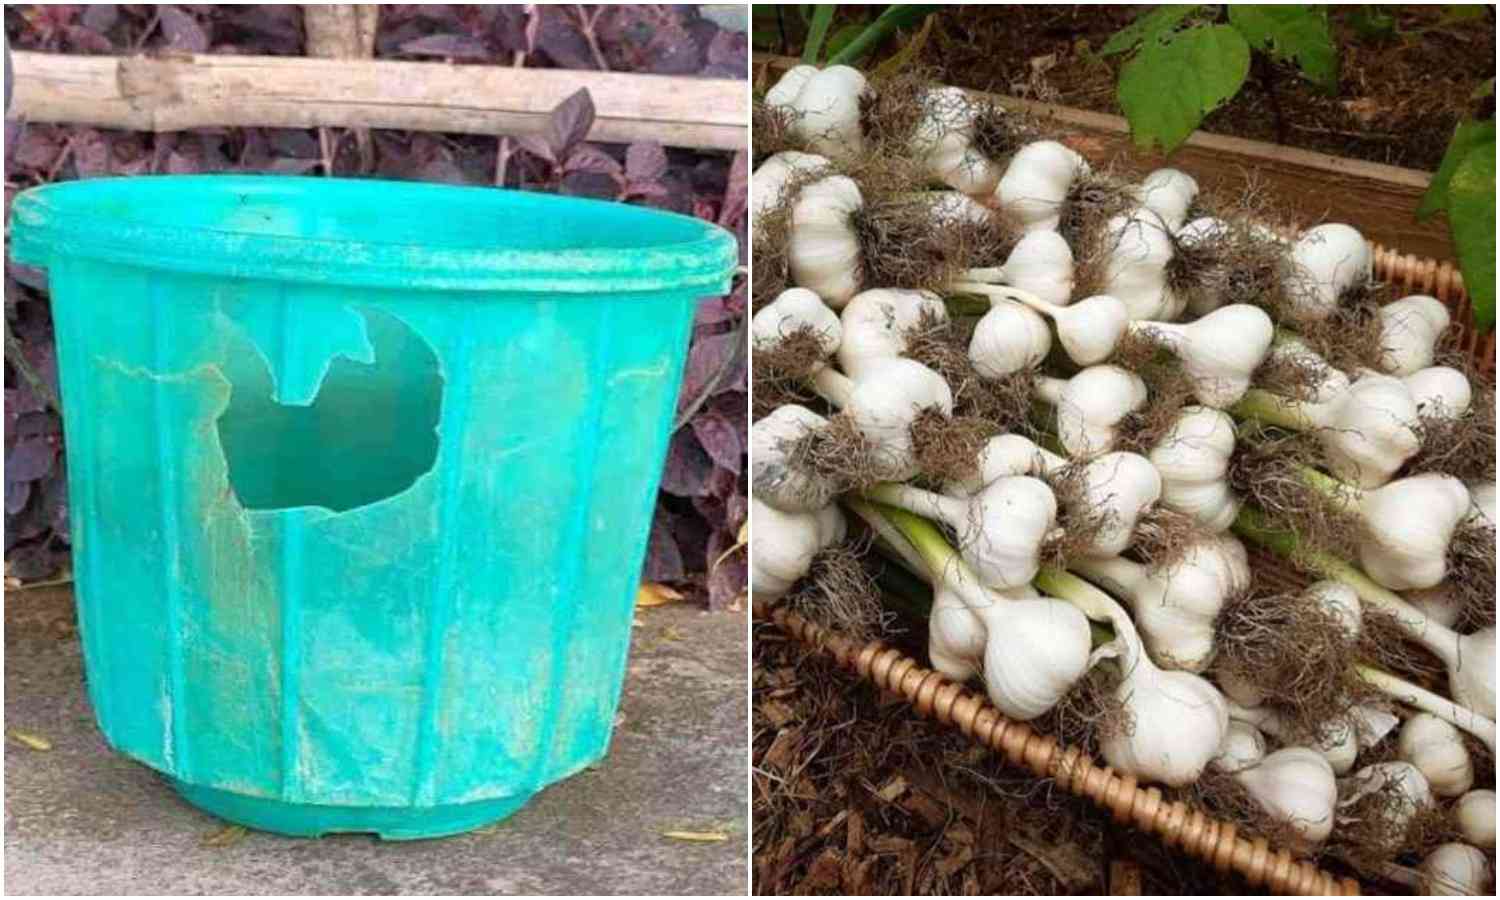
[11,50,747,151]
[755,53,1454,261]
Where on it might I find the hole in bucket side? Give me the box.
[216,308,443,513]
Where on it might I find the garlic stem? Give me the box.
[867,483,967,533]
[1234,505,1478,682]
[1233,506,1434,642]
[844,498,931,580]
[1035,568,1140,653]
[961,267,1008,283]
[1357,666,1496,751]
[1033,375,1066,406]
[1070,555,1151,601]
[1293,463,1365,516]
[1232,387,1316,431]
[810,366,855,407]
[951,281,1058,317]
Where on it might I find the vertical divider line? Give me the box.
[151,276,191,778]
[275,285,306,800]
[411,309,475,806]
[525,298,618,791]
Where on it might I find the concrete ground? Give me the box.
[4,586,747,895]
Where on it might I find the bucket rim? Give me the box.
[8,174,738,294]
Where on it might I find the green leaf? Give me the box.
[1229,5,1338,91]
[1473,77,1495,100]
[824,22,868,61]
[1443,4,1485,21]
[1345,5,1395,41]
[1118,24,1251,154]
[826,5,938,66]
[801,5,836,63]
[1447,139,1496,330]
[1418,119,1496,220]
[1100,5,1202,56]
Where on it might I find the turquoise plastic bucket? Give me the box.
[9,175,736,838]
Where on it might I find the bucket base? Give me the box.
[171,780,534,840]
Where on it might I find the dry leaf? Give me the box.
[201,824,248,847]
[636,582,686,607]
[8,730,52,750]
[662,830,729,842]
[710,530,747,572]
[1342,97,1384,126]
[874,775,908,803]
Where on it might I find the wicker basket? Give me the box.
[757,243,1495,897]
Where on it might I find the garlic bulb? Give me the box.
[950,434,1161,557]
[752,287,842,357]
[976,590,1095,720]
[788,175,864,308]
[1211,719,1267,773]
[909,86,1003,196]
[764,64,817,107]
[1232,702,1398,775]
[1148,406,1242,532]
[1398,713,1474,797]
[1131,304,1274,407]
[1135,168,1199,230]
[1379,295,1451,375]
[1238,371,1420,488]
[1448,628,1495,720]
[950,287,1122,369]
[751,498,842,602]
[1307,580,1363,640]
[1419,843,1492,896]
[1342,760,1434,836]
[1049,294,1131,365]
[895,512,1092,720]
[770,64,868,160]
[1469,480,1495,525]
[751,151,831,230]
[1282,223,1373,320]
[1068,578,1228,786]
[995,230,1076,306]
[1102,209,1183,321]
[1455,790,1496,849]
[812,357,953,482]
[993,140,1089,232]
[1073,534,1250,672]
[1234,747,1338,850]
[751,405,835,514]
[1355,472,1473,591]
[1035,365,1149,456]
[837,288,946,377]
[1405,365,1474,419]
[871,476,1058,591]
[928,581,1038,682]
[969,301,1051,378]
[928,190,996,228]
[1264,335,1352,415]
[946,433,1044,493]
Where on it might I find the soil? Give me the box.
[752,611,1276,895]
[762,5,1497,171]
